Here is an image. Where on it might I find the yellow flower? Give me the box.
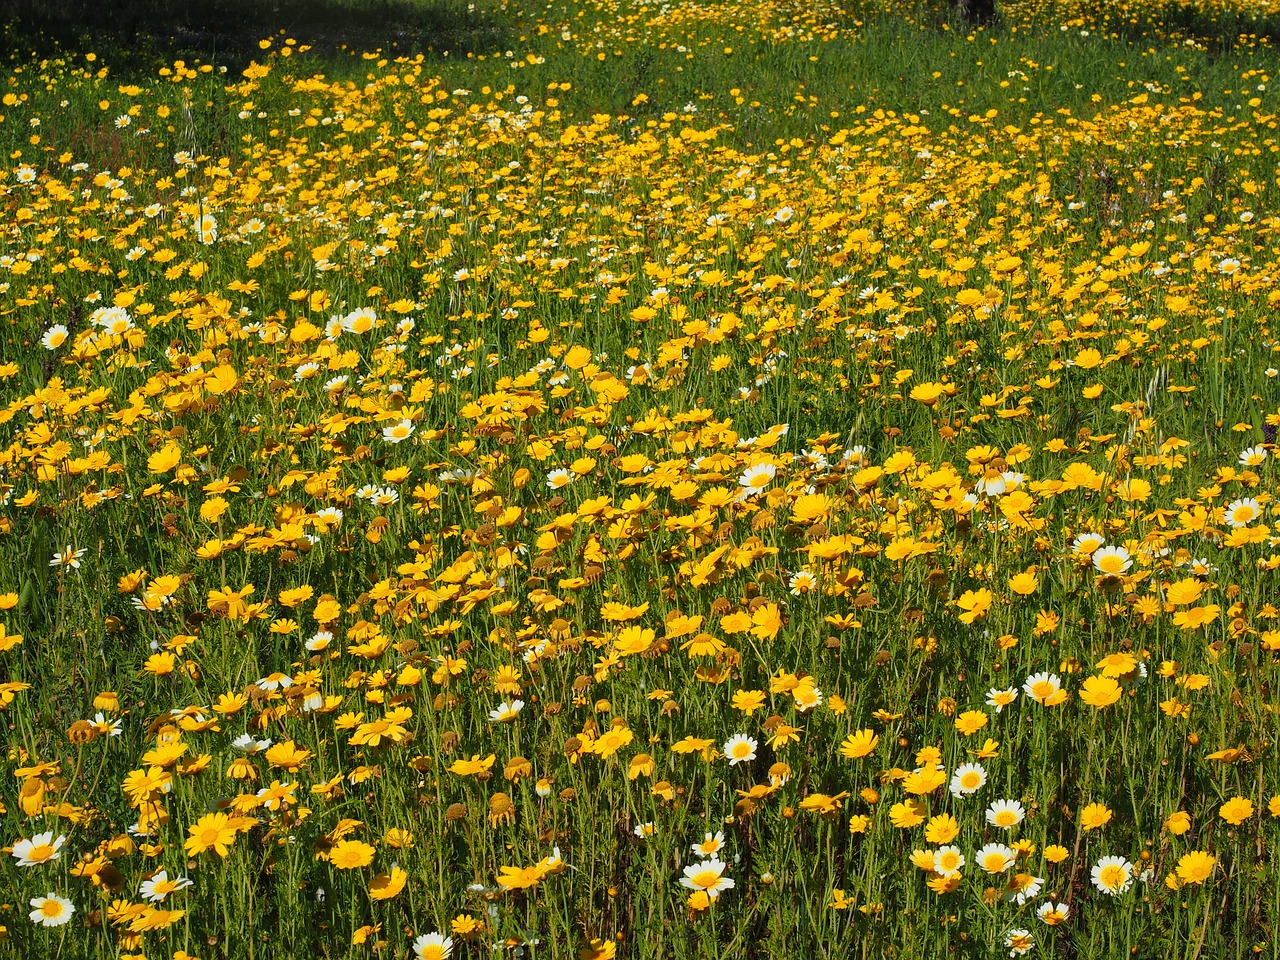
[1070,347,1103,370]
[1164,811,1192,835]
[588,725,633,759]
[147,442,182,474]
[448,754,496,776]
[451,913,484,938]
[910,849,938,872]
[901,763,946,795]
[1079,802,1112,831]
[909,381,946,407]
[889,800,926,828]
[497,865,543,891]
[129,907,186,932]
[765,723,801,750]
[614,626,656,657]
[750,602,784,641]
[1095,653,1137,678]
[839,729,879,759]
[1164,578,1204,606]
[1219,796,1254,825]
[791,493,833,523]
[954,588,993,625]
[1175,851,1215,885]
[800,791,849,815]
[184,813,237,858]
[265,741,313,771]
[1173,605,1220,630]
[1078,675,1122,708]
[627,754,655,780]
[925,813,959,844]
[329,840,376,870]
[1008,569,1039,595]
[143,652,177,676]
[578,938,616,960]
[369,866,407,900]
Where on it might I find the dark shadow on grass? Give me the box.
[1,0,511,68]
[1092,3,1280,55]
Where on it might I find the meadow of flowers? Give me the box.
[2,0,1280,956]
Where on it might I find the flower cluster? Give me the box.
[2,0,1280,957]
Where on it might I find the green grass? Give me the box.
[0,0,1278,958]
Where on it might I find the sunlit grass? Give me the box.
[0,1,1279,958]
